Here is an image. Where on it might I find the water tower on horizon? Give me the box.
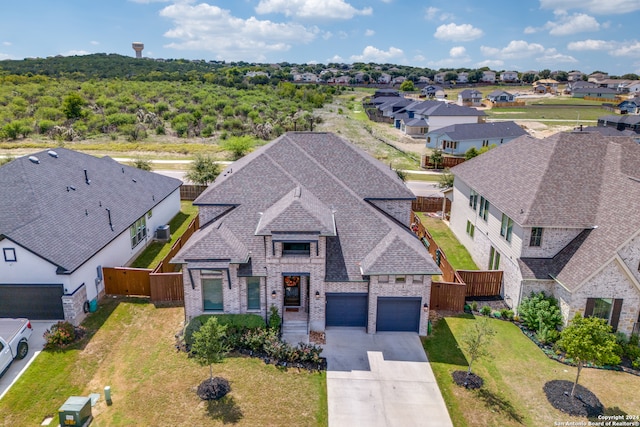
[132,42,144,58]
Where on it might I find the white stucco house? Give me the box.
[448,131,640,336]
[172,132,440,335]
[0,148,181,324]
[394,100,486,135]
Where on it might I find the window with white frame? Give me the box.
[130,216,147,249]
[488,246,500,270]
[530,227,543,247]
[469,190,478,210]
[479,197,490,221]
[466,220,475,237]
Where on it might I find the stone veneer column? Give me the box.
[62,285,88,326]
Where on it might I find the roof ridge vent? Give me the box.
[47,150,58,158]
[28,156,40,164]
[294,186,302,198]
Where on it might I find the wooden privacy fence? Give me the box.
[104,267,151,296]
[411,196,451,214]
[153,215,199,274]
[430,281,466,311]
[180,185,208,201]
[410,211,503,311]
[421,155,466,169]
[149,272,184,302]
[457,270,503,297]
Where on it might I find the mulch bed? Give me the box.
[452,370,484,389]
[543,380,604,417]
[309,330,325,344]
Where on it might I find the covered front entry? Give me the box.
[0,284,64,320]
[283,275,302,306]
[376,297,421,332]
[326,293,367,327]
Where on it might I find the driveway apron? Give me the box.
[323,328,453,427]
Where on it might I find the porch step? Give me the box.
[282,320,308,334]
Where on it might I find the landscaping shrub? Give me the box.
[500,309,514,320]
[480,305,491,316]
[43,321,77,349]
[268,305,281,332]
[184,313,264,348]
[518,291,562,333]
[470,301,478,311]
[535,324,560,344]
[492,311,502,318]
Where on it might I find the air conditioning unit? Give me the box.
[155,224,171,242]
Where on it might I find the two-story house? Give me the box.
[457,89,483,107]
[449,132,640,336]
[172,132,440,335]
[481,71,496,83]
[500,71,519,82]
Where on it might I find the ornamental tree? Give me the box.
[191,317,230,381]
[557,314,620,397]
[459,317,496,376]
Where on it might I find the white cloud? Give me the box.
[424,7,454,21]
[413,54,426,62]
[536,49,577,63]
[0,53,12,60]
[547,13,600,35]
[449,46,466,58]
[567,39,616,50]
[327,54,344,63]
[476,59,504,68]
[350,46,404,62]
[322,31,333,40]
[90,41,99,46]
[365,29,375,37]
[434,23,483,42]
[62,50,90,56]
[481,40,546,59]
[539,0,640,14]
[255,0,372,20]
[611,41,640,57]
[2,41,11,46]
[128,0,170,3]
[524,26,538,34]
[160,2,317,61]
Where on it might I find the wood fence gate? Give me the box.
[103,267,151,296]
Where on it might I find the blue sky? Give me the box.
[2,0,640,75]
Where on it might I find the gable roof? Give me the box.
[487,90,513,98]
[0,148,181,273]
[428,121,527,141]
[459,89,482,98]
[452,132,640,291]
[173,132,439,280]
[400,100,485,118]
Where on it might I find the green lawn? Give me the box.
[423,315,640,427]
[0,298,327,426]
[131,201,198,269]
[417,214,478,270]
[484,105,608,122]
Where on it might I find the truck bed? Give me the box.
[0,318,30,343]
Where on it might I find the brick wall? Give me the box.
[62,284,88,326]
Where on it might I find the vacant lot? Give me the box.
[424,315,640,427]
[0,298,326,426]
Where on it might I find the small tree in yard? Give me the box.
[430,149,443,169]
[438,168,454,189]
[459,317,496,376]
[558,314,620,397]
[191,317,231,400]
[186,153,220,185]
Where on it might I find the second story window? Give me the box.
[469,190,478,210]
[479,197,490,221]
[500,214,513,242]
[282,242,310,256]
[530,227,543,247]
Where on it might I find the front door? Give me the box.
[284,276,301,306]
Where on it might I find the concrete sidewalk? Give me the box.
[323,329,453,427]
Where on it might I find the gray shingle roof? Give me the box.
[428,121,527,141]
[453,132,640,291]
[173,132,439,280]
[411,101,486,117]
[0,148,181,273]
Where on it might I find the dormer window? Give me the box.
[282,242,310,256]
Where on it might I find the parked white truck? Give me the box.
[0,318,33,376]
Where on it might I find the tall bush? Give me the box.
[518,291,563,334]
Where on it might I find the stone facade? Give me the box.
[520,227,583,258]
[62,284,88,326]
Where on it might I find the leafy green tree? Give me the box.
[459,318,496,376]
[558,315,620,396]
[221,135,255,160]
[394,168,407,182]
[399,80,416,92]
[191,317,230,381]
[430,149,443,169]
[62,93,86,119]
[438,168,454,188]
[186,153,220,185]
[465,147,478,160]
[1,121,30,139]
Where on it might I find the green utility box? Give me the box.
[58,396,92,426]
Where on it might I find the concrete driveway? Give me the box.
[323,328,453,427]
[0,320,54,400]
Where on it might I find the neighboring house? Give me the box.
[457,89,483,107]
[565,80,598,94]
[434,73,446,84]
[394,100,486,134]
[588,72,609,83]
[457,72,469,83]
[449,132,640,336]
[534,79,559,93]
[624,81,640,94]
[598,115,640,133]
[373,88,400,98]
[616,98,640,115]
[421,85,445,99]
[500,71,519,82]
[571,87,618,100]
[567,71,584,82]
[172,132,440,335]
[378,73,392,84]
[574,126,640,143]
[486,90,515,103]
[481,71,496,83]
[0,148,181,324]
[425,121,528,155]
